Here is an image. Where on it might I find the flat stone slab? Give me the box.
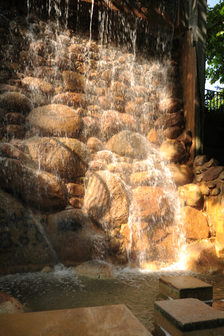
[159,276,213,301]
[0,304,152,336]
[154,298,224,336]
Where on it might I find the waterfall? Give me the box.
[0,0,189,271]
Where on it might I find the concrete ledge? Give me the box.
[159,276,213,301]
[154,298,224,336]
[0,304,152,336]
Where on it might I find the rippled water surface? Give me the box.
[0,265,224,332]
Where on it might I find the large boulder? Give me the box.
[27,104,82,137]
[24,137,91,181]
[181,206,209,240]
[0,190,55,272]
[178,183,203,208]
[22,77,53,95]
[100,111,138,139]
[83,170,130,229]
[47,209,108,262]
[0,158,66,211]
[131,186,169,221]
[159,139,186,163]
[0,92,32,114]
[106,130,151,159]
[167,163,193,186]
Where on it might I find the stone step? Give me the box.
[154,298,224,336]
[159,276,213,302]
[0,304,152,336]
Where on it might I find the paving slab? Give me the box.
[154,298,224,336]
[0,304,152,336]
[159,276,213,301]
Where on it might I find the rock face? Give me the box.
[0,8,224,274]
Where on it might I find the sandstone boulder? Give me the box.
[181,206,209,240]
[159,97,182,113]
[47,209,107,262]
[160,139,186,163]
[87,137,104,153]
[178,183,203,208]
[0,92,32,114]
[167,163,193,186]
[83,170,130,229]
[185,240,224,273]
[22,76,53,94]
[0,189,55,271]
[0,158,66,210]
[27,104,82,138]
[62,71,85,92]
[52,92,87,107]
[106,130,151,159]
[131,186,169,220]
[24,137,91,181]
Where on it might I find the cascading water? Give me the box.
[0,0,188,271]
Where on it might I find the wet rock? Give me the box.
[0,92,32,114]
[159,139,186,163]
[52,92,87,107]
[29,40,45,56]
[0,189,55,270]
[167,163,193,186]
[185,240,224,273]
[27,104,82,138]
[181,206,209,240]
[81,116,101,140]
[178,184,203,208]
[106,130,150,160]
[0,291,24,314]
[93,150,116,164]
[87,137,104,153]
[4,112,25,125]
[131,186,169,220]
[202,166,224,182]
[100,110,137,139]
[62,71,85,92]
[155,111,184,129]
[193,155,208,167]
[106,162,132,175]
[125,100,142,116]
[69,197,84,208]
[147,128,159,144]
[25,136,90,180]
[47,209,107,262]
[4,125,26,140]
[0,142,32,164]
[163,126,183,139]
[83,170,130,229]
[159,97,182,113]
[129,171,154,187]
[111,81,126,96]
[0,158,67,211]
[98,96,112,110]
[66,183,84,197]
[22,76,54,95]
[75,260,113,279]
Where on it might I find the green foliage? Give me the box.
[206,89,224,111]
[206,1,224,84]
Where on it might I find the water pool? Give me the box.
[0,265,224,333]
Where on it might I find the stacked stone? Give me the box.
[1,11,222,272]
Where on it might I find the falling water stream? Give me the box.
[0,1,196,333]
